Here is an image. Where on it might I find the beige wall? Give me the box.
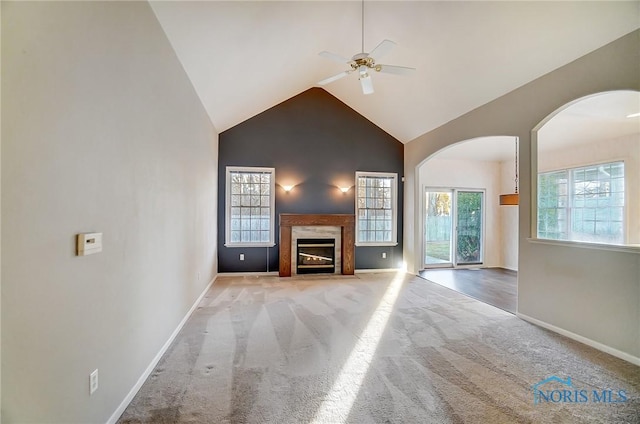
[538,133,640,245]
[2,2,218,423]
[405,30,639,361]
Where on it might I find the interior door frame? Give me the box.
[422,186,486,269]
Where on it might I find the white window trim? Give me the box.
[355,171,398,247]
[537,160,625,245]
[225,166,276,248]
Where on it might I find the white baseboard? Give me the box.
[355,268,402,273]
[217,271,279,277]
[517,312,640,366]
[217,269,402,277]
[106,275,218,424]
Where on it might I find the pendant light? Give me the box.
[500,137,519,206]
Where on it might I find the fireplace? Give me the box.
[279,214,354,277]
[297,239,335,274]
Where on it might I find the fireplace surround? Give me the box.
[279,214,355,277]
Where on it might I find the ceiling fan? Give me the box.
[317,0,415,95]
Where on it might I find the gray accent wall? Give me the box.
[2,2,218,422]
[405,30,640,362]
[218,88,404,273]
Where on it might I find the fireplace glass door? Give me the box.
[297,239,335,274]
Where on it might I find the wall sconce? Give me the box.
[282,185,294,193]
[339,186,350,194]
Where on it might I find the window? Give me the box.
[538,161,624,244]
[225,167,275,247]
[356,172,398,246]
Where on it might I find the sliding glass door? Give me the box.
[424,190,453,266]
[424,188,484,268]
[455,191,483,265]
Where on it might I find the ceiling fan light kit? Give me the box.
[317,0,415,94]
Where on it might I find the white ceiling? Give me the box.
[431,136,518,162]
[538,90,640,152]
[150,1,639,144]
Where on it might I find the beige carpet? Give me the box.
[118,272,639,423]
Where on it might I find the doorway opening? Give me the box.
[416,136,519,314]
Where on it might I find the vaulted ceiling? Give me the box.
[150,1,639,144]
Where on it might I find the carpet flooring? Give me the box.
[118,272,639,423]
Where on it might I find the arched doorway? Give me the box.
[417,136,519,313]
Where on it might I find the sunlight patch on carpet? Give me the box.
[311,271,406,423]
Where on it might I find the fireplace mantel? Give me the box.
[279,214,355,277]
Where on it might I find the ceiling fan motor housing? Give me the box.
[317,39,414,93]
[351,54,381,72]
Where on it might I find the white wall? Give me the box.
[2,2,218,423]
[419,158,503,268]
[405,30,639,362]
[499,160,519,270]
[0,3,3,418]
[538,133,640,244]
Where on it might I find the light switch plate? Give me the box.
[89,369,98,395]
[77,233,102,256]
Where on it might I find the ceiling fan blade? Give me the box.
[319,51,351,64]
[318,70,352,86]
[376,64,416,76]
[369,39,396,59]
[359,75,374,95]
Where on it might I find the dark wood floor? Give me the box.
[418,268,517,314]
